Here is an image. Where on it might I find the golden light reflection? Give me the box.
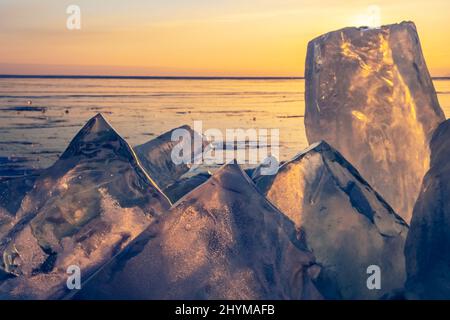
[338,26,430,220]
[351,111,369,123]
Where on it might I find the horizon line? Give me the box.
[0,74,305,80]
[1,74,449,80]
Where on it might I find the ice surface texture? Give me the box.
[305,21,445,222]
[75,161,322,300]
[0,114,170,299]
[253,141,408,299]
[135,125,209,191]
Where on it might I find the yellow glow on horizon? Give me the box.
[351,5,382,28]
[1,1,450,76]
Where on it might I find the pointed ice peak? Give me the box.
[181,159,244,193]
[0,113,171,299]
[73,156,320,300]
[135,124,210,190]
[71,113,117,142]
[289,141,358,175]
[167,124,193,133]
[252,141,353,183]
[206,159,253,188]
[139,124,201,148]
[89,113,112,132]
[213,159,240,174]
[254,141,407,232]
[173,159,265,208]
[136,124,206,157]
[59,113,132,161]
[79,113,115,136]
[252,143,408,299]
[156,125,190,142]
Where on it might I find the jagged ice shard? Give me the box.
[305,21,445,222]
[75,161,322,300]
[253,142,408,299]
[0,114,171,299]
[405,120,450,299]
[135,125,209,191]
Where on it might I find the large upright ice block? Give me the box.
[305,21,445,222]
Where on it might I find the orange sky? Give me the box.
[1,0,450,76]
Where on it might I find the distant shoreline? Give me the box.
[0,74,305,80]
[1,74,449,80]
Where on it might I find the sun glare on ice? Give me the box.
[352,5,381,28]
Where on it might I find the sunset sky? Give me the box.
[1,0,450,76]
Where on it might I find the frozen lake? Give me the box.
[0,76,449,176]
